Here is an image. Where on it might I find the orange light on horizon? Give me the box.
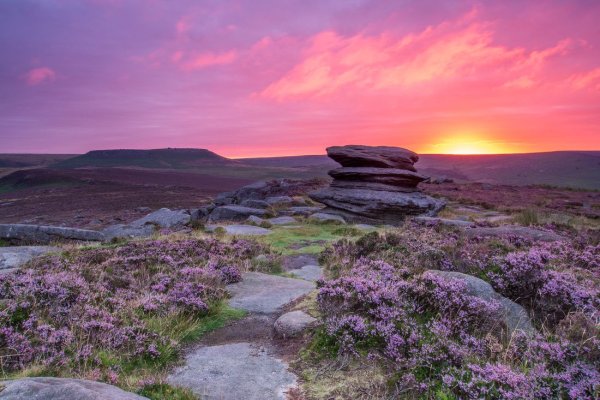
[423,131,520,155]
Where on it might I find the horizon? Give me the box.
[2,147,600,159]
[2,1,600,156]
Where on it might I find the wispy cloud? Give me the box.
[23,67,56,86]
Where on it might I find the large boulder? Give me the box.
[309,145,444,224]
[310,188,445,224]
[274,311,317,338]
[0,224,104,245]
[327,145,419,171]
[208,205,269,223]
[0,246,60,272]
[424,270,535,336]
[0,377,148,400]
[329,167,427,188]
[130,208,190,228]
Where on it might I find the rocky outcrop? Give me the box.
[214,178,327,206]
[424,270,535,336]
[208,205,269,222]
[309,145,444,224]
[0,224,104,244]
[0,377,148,400]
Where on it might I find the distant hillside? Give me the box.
[239,151,600,190]
[239,155,337,168]
[53,148,238,169]
[0,154,76,168]
[417,151,600,190]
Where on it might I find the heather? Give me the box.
[0,237,271,387]
[309,226,600,399]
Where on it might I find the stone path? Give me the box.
[169,262,323,399]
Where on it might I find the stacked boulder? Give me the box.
[309,145,445,224]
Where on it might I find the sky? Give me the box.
[1,0,600,157]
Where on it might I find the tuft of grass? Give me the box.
[514,208,539,226]
[0,239,9,247]
[138,383,198,400]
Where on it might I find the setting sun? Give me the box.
[425,132,518,155]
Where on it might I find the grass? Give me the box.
[257,222,367,255]
[138,383,198,400]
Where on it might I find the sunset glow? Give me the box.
[1,1,599,155]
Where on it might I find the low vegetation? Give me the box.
[0,237,270,392]
[298,226,599,399]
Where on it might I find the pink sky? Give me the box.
[1,0,599,156]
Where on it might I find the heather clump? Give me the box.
[312,227,599,399]
[0,237,265,384]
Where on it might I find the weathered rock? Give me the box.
[247,215,266,225]
[214,179,327,206]
[327,145,418,171]
[282,254,319,270]
[425,270,535,335]
[208,205,269,222]
[274,311,317,337]
[310,188,445,224]
[102,224,155,241]
[241,199,271,209]
[0,377,148,400]
[228,272,314,314]
[0,224,104,244]
[190,206,213,222]
[265,196,294,206]
[0,246,59,271]
[130,208,190,228]
[289,264,323,282]
[206,224,273,236]
[310,145,445,224]
[464,226,564,242]
[413,216,475,228]
[268,216,297,225]
[308,212,346,224]
[280,206,323,216]
[329,167,427,187]
[168,342,296,400]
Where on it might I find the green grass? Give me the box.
[138,383,198,400]
[258,222,367,255]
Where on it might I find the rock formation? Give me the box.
[309,145,445,224]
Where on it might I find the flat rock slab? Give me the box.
[208,205,269,223]
[207,225,273,236]
[283,254,319,270]
[0,224,104,244]
[280,206,323,216]
[465,226,564,242]
[168,342,296,400]
[308,212,346,224]
[268,216,297,225]
[414,216,475,228]
[102,224,155,241]
[290,265,323,282]
[0,377,148,400]
[0,246,60,271]
[228,272,314,314]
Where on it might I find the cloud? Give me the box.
[260,16,574,100]
[179,51,237,71]
[24,67,56,86]
[568,67,600,91]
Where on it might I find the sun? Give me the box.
[427,131,515,155]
